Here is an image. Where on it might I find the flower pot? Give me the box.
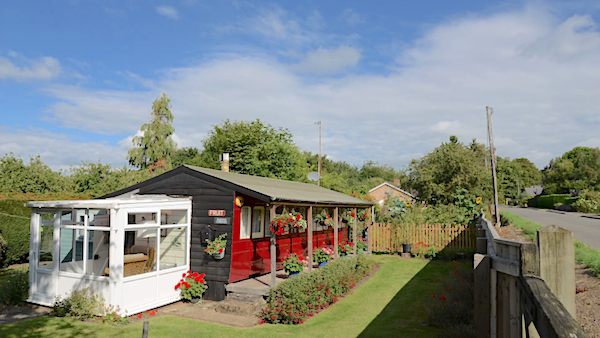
[402,243,412,254]
[289,272,300,276]
[318,261,327,267]
[190,298,201,304]
[212,248,225,260]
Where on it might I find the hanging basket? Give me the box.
[212,248,225,260]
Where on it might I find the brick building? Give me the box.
[368,180,415,206]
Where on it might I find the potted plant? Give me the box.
[358,211,368,222]
[174,270,207,304]
[270,211,307,235]
[313,247,334,266]
[338,241,354,257]
[205,233,227,259]
[283,251,306,276]
[314,210,333,227]
[342,210,356,224]
[356,237,367,254]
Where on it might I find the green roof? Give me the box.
[184,165,372,206]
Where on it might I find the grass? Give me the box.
[500,210,600,277]
[0,255,456,338]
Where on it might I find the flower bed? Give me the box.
[259,254,376,325]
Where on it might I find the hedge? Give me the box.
[527,194,578,209]
[259,254,377,325]
[0,200,31,267]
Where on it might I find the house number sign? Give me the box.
[208,209,226,217]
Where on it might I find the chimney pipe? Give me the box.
[393,178,400,186]
[219,153,230,172]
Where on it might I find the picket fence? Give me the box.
[369,223,476,253]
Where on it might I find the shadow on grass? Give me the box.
[359,237,475,338]
[0,316,89,338]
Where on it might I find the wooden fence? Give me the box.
[369,223,476,253]
[475,215,587,338]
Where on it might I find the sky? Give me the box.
[2,0,600,171]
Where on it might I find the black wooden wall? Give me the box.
[138,171,234,301]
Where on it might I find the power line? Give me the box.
[0,211,30,219]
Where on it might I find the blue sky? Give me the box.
[2,0,600,171]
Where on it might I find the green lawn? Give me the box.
[0,256,454,338]
[501,210,600,277]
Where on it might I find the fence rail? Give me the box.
[369,223,476,253]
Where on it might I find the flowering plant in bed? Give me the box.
[175,271,207,302]
[283,251,307,275]
[338,241,354,256]
[205,233,227,258]
[270,211,307,235]
[356,237,367,252]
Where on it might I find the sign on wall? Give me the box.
[208,209,226,217]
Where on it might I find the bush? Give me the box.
[528,194,578,209]
[426,261,474,338]
[572,191,600,214]
[52,288,107,319]
[0,200,31,267]
[0,266,29,306]
[259,255,376,325]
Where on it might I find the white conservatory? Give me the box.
[25,196,192,315]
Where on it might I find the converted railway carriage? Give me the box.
[26,165,373,314]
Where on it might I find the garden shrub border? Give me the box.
[259,254,377,325]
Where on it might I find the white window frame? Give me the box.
[251,206,265,238]
[240,206,251,239]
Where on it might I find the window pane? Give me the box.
[240,207,250,239]
[61,210,72,222]
[88,209,110,227]
[159,227,186,270]
[87,230,110,276]
[127,212,157,225]
[252,207,263,236]
[59,228,84,273]
[265,209,271,236]
[123,229,157,277]
[161,210,187,225]
[38,224,54,269]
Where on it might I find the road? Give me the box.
[500,206,600,251]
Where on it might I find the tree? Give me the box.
[172,147,202,168]
[196,119,305,181]
[407,136,491,204]
[127,93,177,171]
[543,146,600,194]
[513,158,542,188]
[0,153,69,193]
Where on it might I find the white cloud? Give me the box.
[156,6,179,20]
[290,46,361,74]
[0,52,62,81]
[340,9,364,26]
[14,6,600,170]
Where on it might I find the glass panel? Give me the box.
[159,227,187,270]
[123,229,157,277]
[265,208,271,236]
[240,207,250,239]
[88,209,110,227]
[59,228,84,273]
[252,207,264,237]
[61,210,73,222]
[87,230,110,276]
[127,212,157,225]
[161,210,187,225]
[38,224,54,269]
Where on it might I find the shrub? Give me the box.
[313,248,332,264]
[283,252,307,274]
[0,266,29,306]
[528,194,578,209]
[259,255,376,325]
[572,191,600,213]
[0,200,31,267]
[175,271,207,301]
[52,288,107,319]
[426,261,474,338]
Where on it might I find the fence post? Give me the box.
[520,242,540,338]
[537,225,576,318]
[474,253,491,338]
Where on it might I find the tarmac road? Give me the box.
[500,206,600,250]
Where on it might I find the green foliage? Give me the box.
[52,288,107,319]
[572,191,600,213]
[451,188,481,224]
[204,233,227,255]
[0,266,29,306]
[0,234,6,267]
[0,200,31,266]
[527,194,578,209]
[426,261,474,338]
[408,137,491,204]
[259,255,376,325]
[197,119,305,181]
[172,147,202,167]
[574,241,600,277]
[312,248,330,264]
[283,252,306,274]
[69,162,154,197]
[0,153,69,193]
[127,93,177,171]
[543,146,600,194]
[175,271,208,301]
[496,157,542,200]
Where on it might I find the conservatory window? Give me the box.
[86,230,110,276]
[123,229,157,277]
[240,206,251,239]
[252,206,264,238]
[161,210,187,225]
[59,228,84,273]
[159,227,187,270]
[38,212,56,269]
[88,209,110,227]
[127,212,157,225]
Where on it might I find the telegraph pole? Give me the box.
[487,106,501,226]
[318,120,322,187]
